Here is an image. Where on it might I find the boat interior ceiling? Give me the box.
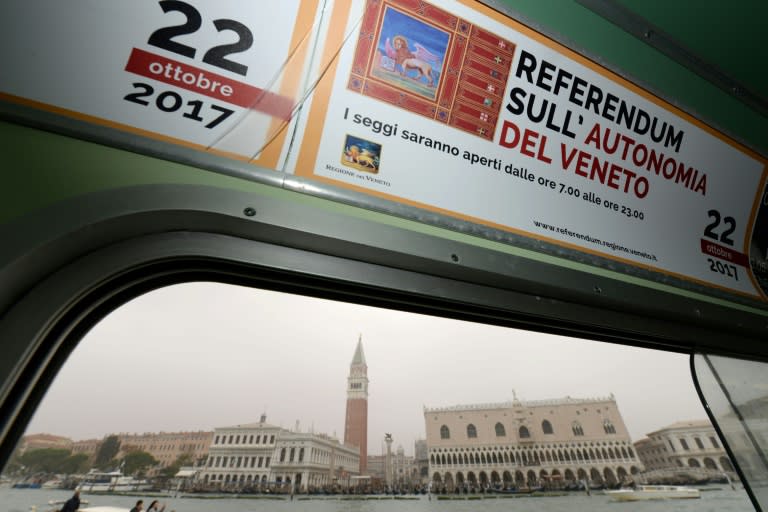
[0,0,766,506]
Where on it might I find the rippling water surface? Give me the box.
[4,487,756,512]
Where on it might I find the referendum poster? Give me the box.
[1,1,767,301]
[286,0,768,300]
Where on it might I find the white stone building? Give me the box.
[425,394,643,490]
[717,395,768,489]
[269,430,360,491]
[200,415,282,489]
[634,420,735,481]
[199,414,359,491]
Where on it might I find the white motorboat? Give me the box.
[41,479,63,489]
[78,470,151,493]
[605,484,701,501]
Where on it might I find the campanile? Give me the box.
[344,335,369,474]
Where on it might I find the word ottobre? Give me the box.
[146,61,235,98]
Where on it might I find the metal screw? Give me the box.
[450,254,460,262]
[593,286,602,294]
[243,207,256,217]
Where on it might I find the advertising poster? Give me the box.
[287,0,768,300]
[0,0,320,168]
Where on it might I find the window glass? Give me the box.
[693,354,768,510]
[0,284,754,510]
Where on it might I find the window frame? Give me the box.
[0,181,765,509]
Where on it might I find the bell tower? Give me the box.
[344,335,368,474]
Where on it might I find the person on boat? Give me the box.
[129,499,144,512]
[59,490,80,512]
[146,499,165,512]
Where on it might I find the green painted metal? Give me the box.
[5,120,767,317]
[616,0,767,97]
[0,121,273,223]
[494,0,766,155]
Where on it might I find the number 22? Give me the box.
[703,209,736,246]
[148,0,254,77]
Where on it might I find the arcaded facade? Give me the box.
[634,420,735,476]
[200,416,282,488]
[199,415,359,491]
[424,394,643,489]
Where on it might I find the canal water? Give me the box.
[4,487,756,512]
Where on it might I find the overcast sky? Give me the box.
[25,282,707,455]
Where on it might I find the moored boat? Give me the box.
[77,469,151,493]
[12,481,41,489]
[605,485,700,501]
[42,479,64,489]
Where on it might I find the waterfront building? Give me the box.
[424,394,643,490]
[18,433,73,453]
[367,454,386,482]
[717,395,768,489]
[391,445,419,489]
[199,415,282,489]
[634,419,735,483]
[199,414,359,492]
[344,336,369,474]
[115,430,213,475]
[71,438,101,461]
[368,442,421,489]
[270,430,360,491]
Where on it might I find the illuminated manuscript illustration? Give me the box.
[348,0,515,141]
[375,10,448,101]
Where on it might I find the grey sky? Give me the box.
[26,282,707,455]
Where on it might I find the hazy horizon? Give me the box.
[24,282,708,456]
